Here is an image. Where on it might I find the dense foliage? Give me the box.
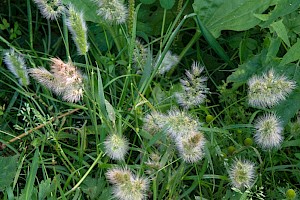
[0,0,300,199]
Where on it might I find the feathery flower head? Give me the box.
[142,111,165,135]
[175,61,209,109]
[66,4,89,55]
[248,69,296,108]
[33,0,64,20]
[4,49,29,86]
[96,0,128,24]
[104,133,129,161]
[229,158,256,190]
[106,167,132,185]
[164,109,201,139]
[156,51,179,75]
[106,167,149,200]
[254,112,283,150]
[28,67,57,90]
[175,130,206,163]
[50,58,84,102]
[29,58,84,102]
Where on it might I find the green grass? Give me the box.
[0,0,300,199]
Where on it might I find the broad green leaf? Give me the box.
[227,50,268,83]
[258,0,300,28]
[193,0,273,38]
[160,0,175,9]
[0,155,18,191]
[38,178,55,200]
[270,19,290,47]
[279,39,300,66]
[81,176,108,200]
[61,0,100,23]
[266,37,281,62]
[140,0,156,4]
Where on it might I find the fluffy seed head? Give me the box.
[33,0,64,20]
[28,67,57,90]
[175,61,209,109]
[254,113,283,150]
[104,134,129,161]
[106,167,133,185]
[29,58,84,102]
[229,158,256,190]
[97,0,128,24]
[142,111,165,135]
[4,49,29,86]
[66,4,89,55]
[175,130,206,163]
[106,167,149,200]
[164,109,201,139]
[248,69,296,108]
[156,51,179,75]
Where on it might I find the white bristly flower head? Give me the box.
[106,167,149,200]
[28,67,57,90]
[156,51,179,75]
[4,49,29,86]
[33,0,65,20]
[229,158,256,190]
[50,58,84,102]
[248,69,296,108]
[29,58,84,103]
[164,109,201,139]
[175,130,206,163]
[142,111,165,135]
[96,0,128,24]
[175,61,209,109]
[104,134,129,161]
[254,113,283,150]
[66,4,89,55]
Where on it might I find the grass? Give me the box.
[0,0,300,200]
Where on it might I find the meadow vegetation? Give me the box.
[0,0,300,199]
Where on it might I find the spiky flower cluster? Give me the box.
[248,69,296,108]
[143,109,206,163]
[33,0,65,20]
[29,58,84,103]
[229,158,256,190]
[156,51,179,75]
[106,167,149,200]
[142,111,166,135]
[4,49,29,86]
[145,152,161,174]
[66,4,89,55]
[96,0,128,24]
[133,39,148,72]
[104,134,129,161]
[254,113,283,150]
[175,130,206,163]
[175,61,209,109]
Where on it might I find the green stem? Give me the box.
[167,31,201,76]
[27,0,33,49]
[62,152,103,198]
